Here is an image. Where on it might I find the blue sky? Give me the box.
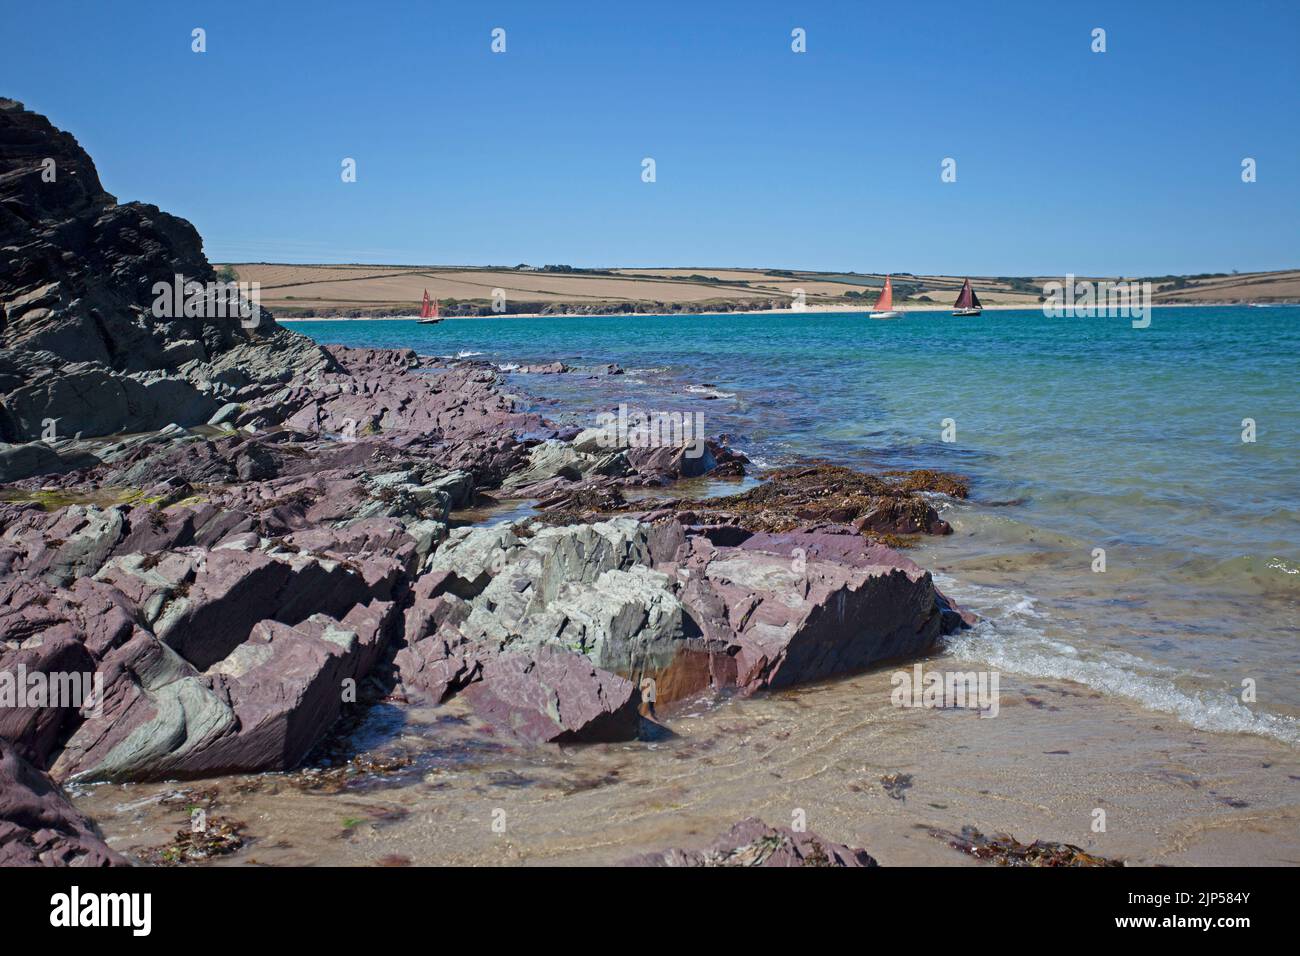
[4,0,1297,274]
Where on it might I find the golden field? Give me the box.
[221,263,1300,317]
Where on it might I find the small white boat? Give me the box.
[869,275,902,319]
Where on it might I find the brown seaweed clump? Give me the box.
[882,468,970,499]
[142,817,246,866]
[512,463,968,546]
[930,826,1123,867]
[674,464,960,537]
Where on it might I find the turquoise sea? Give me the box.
[290,307,1300,746]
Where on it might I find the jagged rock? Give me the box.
[394,597,487,703]
[93,547,383,670]
[193,602,395,775]
[50,631,235,783]
[411,515,964,714]
[0,630,97,767]
[515,361,568,374]
[23,505,125,587]
[624,817,876,867]
[501,439,609,490]
[571,422,714,481]
[52,601,396,782]
[624,442,716,480]
[0,99,334,443]
[0,738,127,866]
[208,401,241,425]
[674,531,948,694]
[426,469,475,510]
[0,440,99,482]
[427,523,525,594]
[112,502,253,557]
[2,575,125,643]
[461,645,641,744]
[463,564,697,676]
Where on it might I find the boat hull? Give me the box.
[869,311,902,319]
[418,318,443,325]
[952,308,983,316]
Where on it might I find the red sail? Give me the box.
[954,278,973,309]
[420,289,432,318]
[431,297,439,318]
[874,276,893,312]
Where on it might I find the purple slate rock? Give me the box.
[94,546,384,671]
[624,817,877,867]
[394,631,488,705]
[394,574,488,703]
[0,576,137,658]
[189,600,397,776]
[52,600,396,782]
[194,617,364,775]
[670,532,948,695]
[516,361,568,374]
[624,442,717,481]
[112,502,254,556]
[0,631,97,768]
[283,517,414,560]
[461,644,641,744]
[0,738,128,867]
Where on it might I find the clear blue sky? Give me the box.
[4,0,1297,275]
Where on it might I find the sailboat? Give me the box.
[417,289,443,324]
[952,278,983,316]
[869,275,902,319]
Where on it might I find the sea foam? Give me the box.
[935,573,1300,748]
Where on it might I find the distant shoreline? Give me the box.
[276,301,1292,322]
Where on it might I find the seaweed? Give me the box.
[142,817,246,866]
[881,772,914,800]
[929,826,1123,867]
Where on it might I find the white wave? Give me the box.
[934,573,1300,747]
[496,362,521,371]
[685,384,736,399]
[457,350,484,358]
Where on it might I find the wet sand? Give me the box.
[72,660,1299,867]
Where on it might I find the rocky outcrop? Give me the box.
[51,599,395,782]
[675,530,948,693]
[624,817,877,867]
[396,515,962,719]
[0,98,333,450]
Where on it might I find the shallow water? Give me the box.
[74,669,1299,866]
[73,307,1299,866]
